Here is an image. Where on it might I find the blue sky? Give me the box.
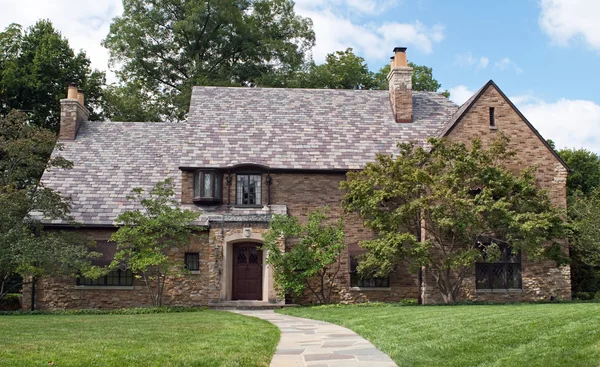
[1,0,599,152]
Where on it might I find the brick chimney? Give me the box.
[388,47,413,123]
[59,83,89,140]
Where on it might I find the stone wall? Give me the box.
[23,228,221,310]
[421,84,571,304]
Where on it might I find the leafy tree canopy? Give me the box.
[110,179,201,306]
[262,208,345,304]
[374,62,450,97]
[557,148,600,198]
[0,20,106,132]
[342,135,567,303]
[103,0,315,121]
[0,111,100,301]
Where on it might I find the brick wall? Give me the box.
[421,84,571,304]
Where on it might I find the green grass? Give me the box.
[279,303,600,367]
[0,309,279,367]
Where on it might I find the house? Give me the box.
[24,47,571,309]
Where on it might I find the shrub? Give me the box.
[0,294,21,311]
[0,305,208,316]
[573,291,595,300]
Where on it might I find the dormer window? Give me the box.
[193,170,222,204]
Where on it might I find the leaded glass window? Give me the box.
[349,254,390,288]
[236,174,262,205]
[193,171,222,203]
[475,240,522,291]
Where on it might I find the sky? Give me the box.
[1,0,599,153]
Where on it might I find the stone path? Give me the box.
[231,310,397,367]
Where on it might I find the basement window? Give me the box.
[193,170,222,204]
[184,252,200,272]
[77,269,134,287]
[489,107,496,128]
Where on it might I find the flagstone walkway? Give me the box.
[231,310,397,367]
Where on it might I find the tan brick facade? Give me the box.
[30,82,570,310]
[421,84,571,304]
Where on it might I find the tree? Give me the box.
[374,62,450,97]
[110,179,201,306]
[103,0,315,121]
[0,20,106,132]
[0,111,100,302]
[292,48,376,90]
[262,208,345,304]
[555,148,600,294]
[342,135,567,303]
[557,148,600,198]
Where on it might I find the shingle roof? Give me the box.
[41,87,459,225]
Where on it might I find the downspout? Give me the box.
[226,171,232,210]
[30,277,36,311]
[266,172,272,206]
[416,212,423,305]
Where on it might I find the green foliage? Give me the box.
[558,148,600,197]
[0,305,208,316]
[102,81,163,122]
[569,188,600,267]
[0,111,99,301]
[262,208,345,304]
[374,62,450,96]
[290,48,377,90]
[342,135,567,303]
[103,0,315,121]
[0,20,106,132]
[0,293,21,311]
[110,179,201,306]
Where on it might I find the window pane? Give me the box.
[194,173,201,197]
[185,253,200,271]
[203,172,212,197]
[236,175,261,205]
[475,263,490,289]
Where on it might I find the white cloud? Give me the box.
[0,0,122,82]
[454,53,488,70]
[295,0,400,16]
[494,57,523,74]
[448,85,475,105]
[294,1,444,63]
[518,98,600,153]
[539,0,600,51]
[478,56,489,69]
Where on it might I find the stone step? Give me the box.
[208,300,297,310]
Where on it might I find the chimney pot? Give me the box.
[77,89,84,106]
[67,83,78,100]
[392,47,408,68]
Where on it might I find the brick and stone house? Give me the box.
[25,47,570,309]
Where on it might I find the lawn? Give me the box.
[0,309,279,367]
[279,302,600,367]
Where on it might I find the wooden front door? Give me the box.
[232,243,263,300]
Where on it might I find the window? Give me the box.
[489,107,496,127]
[185,252,200,271]
[475,239,522,291]
[78,269,134,286]
[236,174,262,206]
[76,241,133,287]
[349,254,390,288]
[193,170,222,203]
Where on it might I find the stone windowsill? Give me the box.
[74,286,135,290]
[189,271,201,275]
[349,287,392,292]
[476,288,523,294]
[489,126,498,130]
